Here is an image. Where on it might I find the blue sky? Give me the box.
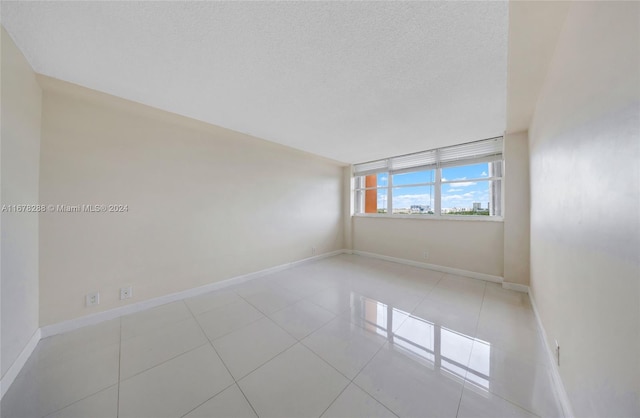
[374,162,494,211]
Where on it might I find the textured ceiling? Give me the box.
[1,1,508,164]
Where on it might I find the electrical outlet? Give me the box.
[555,339,560,367]
[422,251,429,260]
[86,291,100,307]
[120,286,133,300]
[311,246,316,256]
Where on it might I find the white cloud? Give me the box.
[392,193,432,208]
[441,191,482,209]
[442,194,465,201]
[448,188,463,192]
[443,177,477,188]
[481,171,488,176]
[448,181,476,187]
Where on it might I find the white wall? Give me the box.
[528,2,639,416]
[0,27,41,378]
[38,76,345,326]
[353,217,504,277]
[503,131,530,286]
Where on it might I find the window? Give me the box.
[353,137,503,218]
[354,173,388,214]
[441,161,502,216]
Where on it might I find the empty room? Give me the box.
[1,1,638,417]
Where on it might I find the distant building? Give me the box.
[473,202,482,211]
[410,205,430,213]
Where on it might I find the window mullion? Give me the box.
[353,142,503,217]
[435,165,442,216]
[435,149,442,216]
[441,176,500,185]
[387,172,392,215]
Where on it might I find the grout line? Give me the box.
[192,295,270,341]
[182,289,245,318]
[235,383,259,418]
[235,288,292,316]
[347,342,400,417]
[297,333,395,416]
[204,314,266,342]
[317,381,351,418]
[28,330,123,417]
[235,338,297,381]
[22,255,521,418]
[461,380,543,418]
[197,278,347,389]
[120,341,210,383]
[178,381,237,418]
[472,281,488,341]
[305,283,417,418]
[39,383,119,418]
[402,271,446,320]
[232,344,319,418]
[350,380,400,418]
[226,279,398,418]
[357,389,400,417]
[214,316,299,382]
[234,294,301,343]
[37,251,346,342]
[177,380,237,418]
[235,281,339,344]
[184,299,260,418]
[281,341,377,417]
[117,302,215,383]
[298,339,353,383]
[454,281,487,418]
[459,283,550,417]
[302,293,351,316]
[184,302,233,377]
[190,257,451,418]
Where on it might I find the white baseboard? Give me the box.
[352,249,574,416]
[351,250,503,283]
[528,291,574,418]
[1,328,41,400]
[289,249,345,268]
[41,249,344,339]
[0,250,343,400]
[501,281,529,293]
[0,248,533,405]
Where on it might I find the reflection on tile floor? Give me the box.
[1,255,563,418]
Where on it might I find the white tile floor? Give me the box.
[1,255,563,418]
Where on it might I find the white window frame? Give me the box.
[439,161,503,217]
[353,137,504,221]
[390,171,436,215]
[355,174,390,214]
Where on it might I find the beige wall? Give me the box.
[505,1,571,133]
[0,28,42,377]
[342,167,354,251]
[38,77,345,326]
[353,216,504,277]
[503,131,530,286]
[529,2,639,416]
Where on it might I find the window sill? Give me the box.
[352,213,504,222]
